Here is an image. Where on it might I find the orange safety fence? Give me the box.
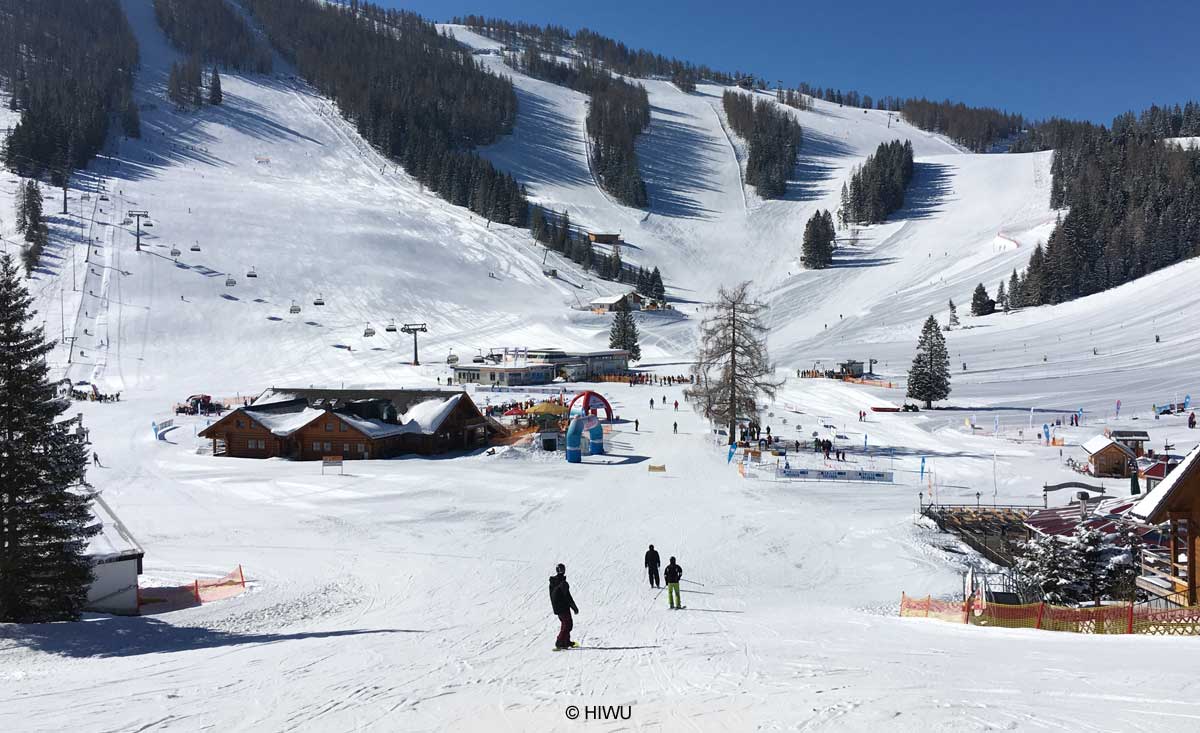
[843,377,897,389]
[138,565,247,612]
[196,565,248,603]
[899,592,969,623]
[901,592,1200,635]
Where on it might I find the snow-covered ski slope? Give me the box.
[5,6,1200,732]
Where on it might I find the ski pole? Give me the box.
[681,579,706,587]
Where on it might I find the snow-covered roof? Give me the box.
[1133,444,1200,522]
[589,294,628,305]
[402,394,463,434]
[86,494,143,563]
[247,407,326,437]
[252,389,300,406]
[1082,435,1134,458]
[337,411,416,439]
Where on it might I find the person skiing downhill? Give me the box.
[664,556,683,609]
[650,398,655,410]
[645,544,661,588]
[549,563,579,649]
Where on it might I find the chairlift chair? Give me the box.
[225,276,236,287]
[313,294,325,306]
[363,323,376,338]
[385,319,397,333]
[169,245,181,257]
[289,300,301,315]
[446,349,460,365]
[144,221,153,227]
[190,243,201,252]
[246,267,257,278]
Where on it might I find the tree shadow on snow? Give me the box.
[892,162,953,221]
[0,617,420,659]
[638,114,723,219]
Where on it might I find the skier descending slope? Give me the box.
[549,564,580,649]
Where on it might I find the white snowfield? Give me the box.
[3,4,1200,731]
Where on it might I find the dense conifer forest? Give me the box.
[722,91,803,199]
[1009,104,1200,307]
[840,140,915,224]
[513,48,650,208]
[153,0,272,73]
[0,0,138,178]
[897,98,1024,152]
[244,0,527,226]
[454,16,735,91]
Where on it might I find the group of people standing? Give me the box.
[549,545,687,649]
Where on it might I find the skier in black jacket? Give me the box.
[664,557,683,609]
[549,563,580,648]
[644,544,661,588]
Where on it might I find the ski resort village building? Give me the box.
[198,389,493,460]
[1082,434,1137,478]
[85,496,145,616]
[588,292,643,313]
[1134,445,1200,604]
[452,349,631,385]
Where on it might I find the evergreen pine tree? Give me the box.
[21,181,43,243]
[1008,269,1021,309]
[970,282,993,316]
[14,181,27,235]
[209,67,223,105]
[0,254,99,622]
[947,299,959,329]
[649,267,665,302]
[608,297,641,361]
[996,280,1008,313]
[906,315,951,409]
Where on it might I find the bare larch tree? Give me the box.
[685,282,784,444]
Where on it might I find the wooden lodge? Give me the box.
[587,232,621,244]
[1106,428,1150,457]
[1133,444,1200,605]
[198,388,494,460]
[1082,434,1136,478]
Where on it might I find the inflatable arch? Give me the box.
[565,415,605,463]
[567,390,613,421]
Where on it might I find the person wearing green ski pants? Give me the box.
[664,556,683,609]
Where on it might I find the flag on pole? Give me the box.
[919,456,926,483]
[994,415,1000,434]
[727,444,736,464]
[1115,399,1121,418]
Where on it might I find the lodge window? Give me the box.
[325,422,333,432]
[323,442,332,452]
[343,443,350,454]
[236,419,244,428]
[339,422,347,432]
[356,443,365,453]
[312,442,321,451]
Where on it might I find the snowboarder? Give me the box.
[549,563,579,649]
[673,422,678,434]
[664,557,683,609]
[634,419,639,432]
[645,544,661,588]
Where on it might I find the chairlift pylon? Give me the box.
[289,300,301,315]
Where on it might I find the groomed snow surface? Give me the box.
[3,3,1200,731]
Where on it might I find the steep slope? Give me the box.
[24,0,652,396]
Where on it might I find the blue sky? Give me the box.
[385,0,1198,123]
